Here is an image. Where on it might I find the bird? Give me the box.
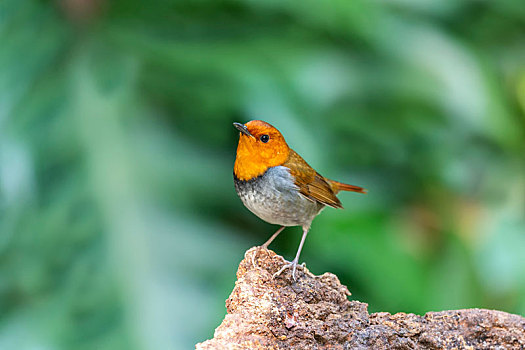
[232,120,366,280]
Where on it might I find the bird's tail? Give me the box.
[330,180,367,194]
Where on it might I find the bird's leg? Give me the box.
[262,226,286,249]
[251,226,286,268]
[273,225,309,281]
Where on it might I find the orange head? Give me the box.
[233,120,290,181]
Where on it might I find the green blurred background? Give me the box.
[1,0,525,349]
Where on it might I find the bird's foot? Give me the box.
[273,258,304,281]
[247,246,275,269]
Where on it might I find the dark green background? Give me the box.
[1,0,524,349]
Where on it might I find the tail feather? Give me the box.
[330,180,367,194]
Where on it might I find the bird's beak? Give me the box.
[233,122,253,137]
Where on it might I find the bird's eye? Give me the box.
[260,134,270,143]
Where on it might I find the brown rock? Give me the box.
[196,247,525,349]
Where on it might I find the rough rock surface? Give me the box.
[196,247,525,349]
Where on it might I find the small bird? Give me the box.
[233,120,366,280]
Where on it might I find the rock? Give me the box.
[196,247,525,349]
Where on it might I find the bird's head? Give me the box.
[233,120,290,181]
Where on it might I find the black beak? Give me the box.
[233,122,253,137]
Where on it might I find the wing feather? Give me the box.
[283,150,343,209]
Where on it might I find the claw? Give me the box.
[251,247,262,268]
[273,259,302,281]
[250,246,273,269]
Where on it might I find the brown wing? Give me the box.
[283,150,343,209]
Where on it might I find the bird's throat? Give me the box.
[233,137,289,181]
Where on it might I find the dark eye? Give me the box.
[260,134,270,143]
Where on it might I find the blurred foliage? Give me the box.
[1,0,525,349]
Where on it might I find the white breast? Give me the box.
[234,166,324,227]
